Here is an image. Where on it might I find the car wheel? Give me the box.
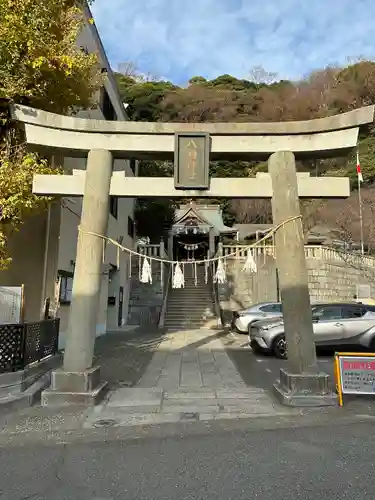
[272,335,288,359]
[369,338,375,352]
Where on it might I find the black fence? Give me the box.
[0,319,60,373]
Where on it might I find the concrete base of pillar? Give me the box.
[41,366,108,407]
[273,368,337,407]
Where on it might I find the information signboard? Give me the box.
[335,352,375,406]
[0,286,23,324]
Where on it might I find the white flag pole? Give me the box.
[357,151,364,255]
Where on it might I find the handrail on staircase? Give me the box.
[158,259,172,329]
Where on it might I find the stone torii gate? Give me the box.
[10,104,374,407]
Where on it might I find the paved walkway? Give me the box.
[84,329,299,428]
[1,329,375,440]
[137,329,245,389]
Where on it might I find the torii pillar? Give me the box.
[42,149,113,406]
[269,151,335,406]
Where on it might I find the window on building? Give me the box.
[110,197,118,219]
[129,158,137,175]
[58,271,73,304]
[100,87,116,121]
[128,216,134,238]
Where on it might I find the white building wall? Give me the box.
[0,5,138,349]
[56,6,137,348]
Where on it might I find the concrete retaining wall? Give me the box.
[218,245,375,322]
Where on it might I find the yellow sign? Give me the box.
[334,351,375,407]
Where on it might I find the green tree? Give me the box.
[115,73,176,121]
[135,161,175,242]
[119,60,375,237]
[0,0,102,268]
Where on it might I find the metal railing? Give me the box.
[0,318,60,373]
[209,265,224,329]
[210,248,224,328]
[158,264,172,328]
[221,244,375,267]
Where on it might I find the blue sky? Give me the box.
[91,0,375,85]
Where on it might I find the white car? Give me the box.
[249,302,375,358]
[231,302,282,334]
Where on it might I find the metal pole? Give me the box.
[358,175,364,255]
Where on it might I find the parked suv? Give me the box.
[249,302,375,358]
[231,302,282,333]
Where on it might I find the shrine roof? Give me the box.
[173,203,236,233]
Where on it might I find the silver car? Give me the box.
[231,302,282,334]
[249,302,375,358]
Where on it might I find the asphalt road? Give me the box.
[223,331,336,390]
[1,419,375,499]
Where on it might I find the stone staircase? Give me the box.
[163,263,219,330]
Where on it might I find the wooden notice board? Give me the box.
[174,132,210,190]
[334,352,375,406]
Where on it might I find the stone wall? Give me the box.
[307,259,375,303]
[218,245,375,322]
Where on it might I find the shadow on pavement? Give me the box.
[93,327,166,389]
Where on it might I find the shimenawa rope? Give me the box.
[78,215,302,265]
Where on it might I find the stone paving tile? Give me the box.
[135,329,247,393]
[216,389,266,398]
[106,388,163,407]
[161,404,221,414]
[201,374,224,388]
[164,390,216,400]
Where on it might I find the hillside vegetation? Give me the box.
[115,62,375,250]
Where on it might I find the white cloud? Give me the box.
[91,0,375,84]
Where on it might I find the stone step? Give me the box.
[167,299,213,304]
[166,302,214,308]
[169,287,213,292]
[167,297,213,303]
[164,314,216,320]
[164,312,217,318]
[0,372,51,413]
[163,322,218,329]
[167,303,214,308]
[167,300,214,311]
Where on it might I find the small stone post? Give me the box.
[268,151,335,406]
[42,149,113,406]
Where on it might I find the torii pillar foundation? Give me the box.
[268,151,336,406]
[42,149,113,406]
